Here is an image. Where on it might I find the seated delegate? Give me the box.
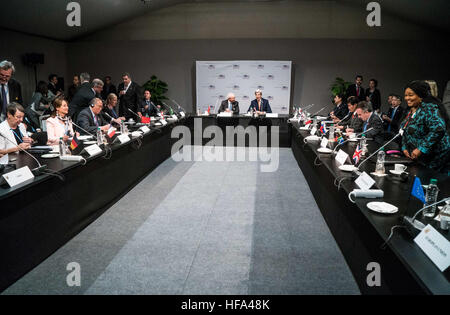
[329,93,349,121]
[218,93,239,115]
[76,98,110,135]
[336,96,363,133]
[0,103,32,161]
[354,101,384,144]
[46,97,77,145]
[247,89,272,114]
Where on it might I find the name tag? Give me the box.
[218,112,232,117]
[180,112,186,118]
[140,126,151,134]
[320,137,328,148]
[84,144,103,157]
[355,171,375,190]
[414,224,450,272]
[161,119,168,126]
[117,134,131,144]
[2,166,34,187]
[310,127,317,135]
[335,149,349,166]
[265,113,278,118]
[171,115,178,120]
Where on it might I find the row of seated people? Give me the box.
[326,80,450,172]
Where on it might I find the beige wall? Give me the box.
[84,1,436,41]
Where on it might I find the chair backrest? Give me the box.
[40,115,51,132]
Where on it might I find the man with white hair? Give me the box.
[248,89,272,114]
[0,60,22,122]
[69,75,103,121]
[218,92,239,114]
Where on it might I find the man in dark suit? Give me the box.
[48,74,59,95]
[0,60,22,122]
[329,93,349,121]
[382,94,404,135]
[117,72,142,120]
[76,98,110,135]
[141,89,159,117]
[346,75,365,102]
[247,89,272,113]
[218,93,239,114]
[355,101,384,144]
[69,77,103,121]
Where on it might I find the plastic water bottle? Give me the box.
[439,200,450,230]
[328,126,335,142]
[120,121,124,134]
[375,150,385,174]
[96,127,103,146]
[424,179,439,217]
[59,137,66,157]
[360,136,368,156]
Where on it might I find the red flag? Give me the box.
[141,116,150,124]
[207,106,211,114]
[69,134,79,151]
[107,126,116,138]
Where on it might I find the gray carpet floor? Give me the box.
[3,146,359,295]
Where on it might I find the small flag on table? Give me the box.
[352,144,362,165]
[141,116,150,124]
[336,135,344,144]
[319,122,327,135]
[107,126,116,139]
[207,106,211,114]
[69,134,79,151]
[304,119,312,126]
[411,176,426,204]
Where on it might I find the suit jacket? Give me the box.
[0,79,22,110]
[365,88,381,111]
[117,81,141,119]
[346,84,365,102]
[48,83,58,95]
[383,106,404,134]
[141,99,159,116]
[101,84,117,100]
[218,100,239,114]
[76,107,108,135]
[248,98,272,113]
[331,103,349,120]
[69,82,95,119]
[363,112,384,144]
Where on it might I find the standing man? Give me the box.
[346,75,365,102]
[117,72,142,120]
[69,76,103,121]
[382,94,404,135]
[101,76,117,100]
[248,89,272,114]
[218,93,239,114]
[48,74,59,95]
[0,60,22,122]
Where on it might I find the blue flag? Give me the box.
[411,176,426,203]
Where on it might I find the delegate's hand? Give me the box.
[100,124,111,132]
[345,128,354,134]
[403,149,411,159]
[62,135,69,142]
[22,136,33,144]
[18,143,31,151]
[410,148,422,160]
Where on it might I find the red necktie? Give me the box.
[356,87,359,97]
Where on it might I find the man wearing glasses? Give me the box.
[0,60,23,122]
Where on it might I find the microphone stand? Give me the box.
[332,127,374,154]
[127,108,142,123]
[356,132,401,171]
[71,121,97,138]
[403,197,450,236]
[310,105,328,117]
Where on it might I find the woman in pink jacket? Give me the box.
[46,97,77,145]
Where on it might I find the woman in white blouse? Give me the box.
[46,97,77,145]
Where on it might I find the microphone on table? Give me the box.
[0,132,47,175]
[127,108,142,122]
[356,131,402,171]
[332,127,374,154]
[403,197,450,237]
[162,102,179,116]
[310,105,329,117]
[170,99,185,113]
[336,112,352,126]
[71,121,97,138]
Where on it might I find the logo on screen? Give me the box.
[208,65,215,70]
[267,96,274,100]
[257,85,264,90]
[243,74,250,79]
[208,85,215,89]
[282,86,288,90]
[282,65,290,69]
[257,65,264,69]
[218,94,225,99]
[233,64,240,69]
[233,85,240,90]
[267,75,274,80]
[242,95,250,100]
[218,74,225,79]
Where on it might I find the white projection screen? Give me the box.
[196,60,292,114]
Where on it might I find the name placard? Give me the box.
[335,149,349,166]
[180,111,186,118]
[161,119,168,126]
[140,126,151,134]
[355,171,375,191]
[2,166,35,187]
[117,134,131,144]
[320,137,328,148]
[310,127,317,136]
[414,224,450,272]
[265,113,278,118]
[84,144,103,157]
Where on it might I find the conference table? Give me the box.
[0,114,449,294]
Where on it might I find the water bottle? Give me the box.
[59,137,66,157]
[375,150,385,174]
[328,125,335,142]
[439,200,450,230]
[96,127,103,146]
[360,136,368,156]
[120,121,124,134]
[424,179,439,217]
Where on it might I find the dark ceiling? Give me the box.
[0,0,449,41]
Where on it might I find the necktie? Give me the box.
[356,86,359,97]
[258,100,261,111]
[1,84,7,116]
[363,121,368,132]
[94,115,99,126]
[111,108,118,119]
[228,102,232,110]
